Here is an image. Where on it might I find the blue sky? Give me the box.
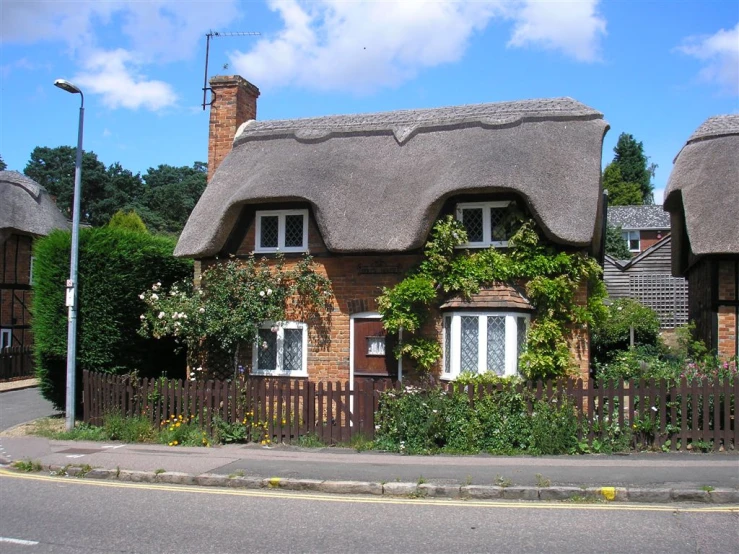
[1,1,737,203]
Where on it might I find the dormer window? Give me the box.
[456,201,516,248]
[622,230,640,252]
[255,209,309,253]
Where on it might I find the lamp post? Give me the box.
[54,79,84,431]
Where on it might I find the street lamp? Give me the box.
[54,78,84,431]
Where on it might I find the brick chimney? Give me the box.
[207,75,260,182]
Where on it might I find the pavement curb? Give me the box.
[3,462,738,505]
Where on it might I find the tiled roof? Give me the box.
[440,283,533,311]
[607,205,670,230]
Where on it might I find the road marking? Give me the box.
[101,445,125,450]
[0,537,39,545]
[0,469,736,513]
[65,454,85,458]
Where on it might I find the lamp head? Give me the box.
[54,79,82,95]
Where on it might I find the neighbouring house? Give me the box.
[608,205,671,255]
[176,75,609,386]
[1,171,70,376]
[664,115,739,359]
[604,205,687,329]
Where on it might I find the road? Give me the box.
[0,388,60,432]
[0,470,737,553]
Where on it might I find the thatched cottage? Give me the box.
[176,76,609,385]
[1,171,69,362]
[664,115,739,359]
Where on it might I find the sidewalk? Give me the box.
[0,378,39,393]
[1,434,737,504]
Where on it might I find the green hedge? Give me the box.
[32,227,193,411]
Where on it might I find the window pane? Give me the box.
[462,208,484,243]
[443,316,451,374]
[257,329,277,370]
[486,316,506,375]
[490,207,507,241]
[284,214,304,248]
[516,316,527,359]
[283,328,303,372]
[260,216,279,248]
[460,316,479,373]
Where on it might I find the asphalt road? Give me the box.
[1,471,737,553]
[0,388,60,432]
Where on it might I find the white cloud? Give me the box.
[677,23,739,96]
[507,0,606,62]
[230,0,607,93]
[1,1,239,110]
[73,49,178,111]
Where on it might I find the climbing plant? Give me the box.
[377,216,607,380]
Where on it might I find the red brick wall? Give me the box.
[199,213,593,383]
[207,76,260,182]
[639,229,668,252]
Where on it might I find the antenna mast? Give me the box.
[202,30,261,110]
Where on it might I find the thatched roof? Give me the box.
[607,205,670,230]
[0,171,70,236]
[176,98,609,257]
[664,115,739,273]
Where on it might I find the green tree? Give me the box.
[138,163,207,234]
[610,133,655,204]
[0,155,7,171]
[605,225,631,259]
[603,163,642,206]
[108,210,148,233]
[23,146,109,220]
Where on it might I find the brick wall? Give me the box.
[200,212,593,383]
[207,75,260,182]
[639,229,668,252]
[687,259,713,349]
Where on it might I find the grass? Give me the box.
[535,473,552,488]
[12,459,42,472]
[700,485,715,493]
[295,433,323,448]
[494,474,512,488]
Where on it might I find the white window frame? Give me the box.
[255,209,309,253]
[441,311,529,380]
[622,230,641,252]
[455,201,512,248]
[252,321,308,377]
[0,329,11,350]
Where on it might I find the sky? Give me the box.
[1,0,737,204]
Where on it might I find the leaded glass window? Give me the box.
[253,322,307,375]
[257,328,277,370]
[456,201,518,247]
[260,216,279,249]
[460,316,479,373]
[283,328,303,372]
[462,208,484,243]
[284,214,305,248]
[486,316,506,375]
[256,210,308,252]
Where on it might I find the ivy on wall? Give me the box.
[377,216,607,380]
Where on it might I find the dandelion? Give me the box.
[176,422,181,427]
[173,440,178,446]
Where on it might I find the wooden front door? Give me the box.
[353,318,397,379]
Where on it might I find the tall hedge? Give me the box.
[32,227,193,411]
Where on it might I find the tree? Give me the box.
[605,225,631,259]
[138,163,207,234]
[610,133,655,204]
[603,163,642,206]
[108,210,148,233]
[0,155,7,171]
[23,146,109,220]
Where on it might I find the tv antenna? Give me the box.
[202,30,261,110]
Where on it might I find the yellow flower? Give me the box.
[171,414,175,419]
[168,442,173,446]
[260,440,266,445]
[169,426,174,431]
[281,419,286,425]
[176,422,181,427]
[178,415,183,420]
[173,440,178,445]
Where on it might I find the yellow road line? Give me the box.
[1,469,736,513]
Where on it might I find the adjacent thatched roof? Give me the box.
[607,205,670,230]
[440,283,533,311]
[176,98,609,257]
[664,115,739,273]
[0,171,70,236]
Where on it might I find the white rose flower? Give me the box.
[139,294,145,300]
[140,315,145,320]
[199,307,205,313]
[158,312,165,319]
[267,289,272,296]
[151,293,159,300]
[259,291,265,297]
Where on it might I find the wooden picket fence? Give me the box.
[0,346,34,381]
[82,371,737,450]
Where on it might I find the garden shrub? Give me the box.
[32,227,193,411]
[528,398,579,455]
[591,298,661,365]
